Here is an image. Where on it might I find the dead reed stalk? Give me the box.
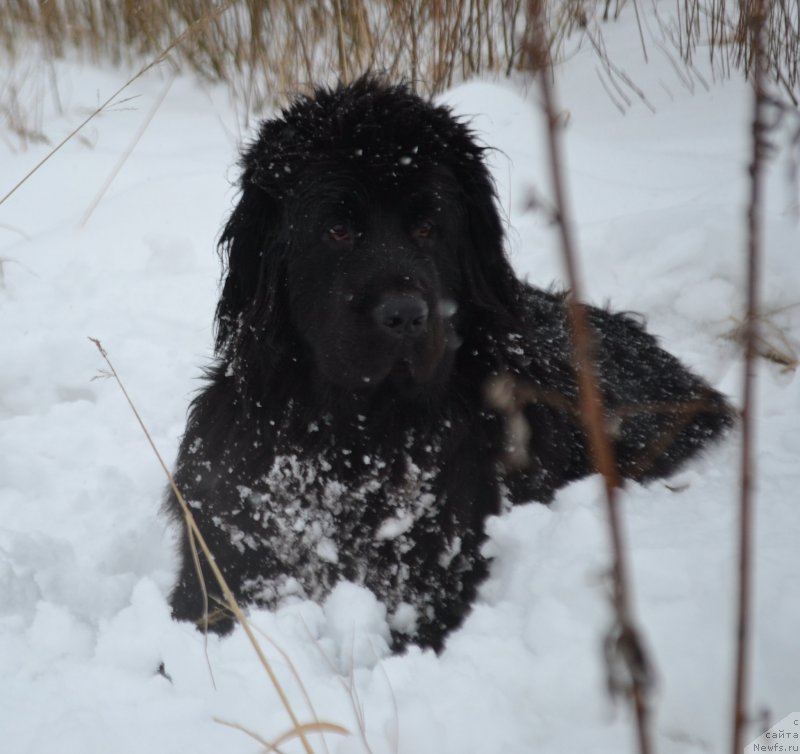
[731,0,768,749]
[524,2,654,753]
[89,338,348,754]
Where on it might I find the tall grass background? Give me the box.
[1,0,798,138]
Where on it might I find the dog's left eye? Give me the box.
[412,221,434,241]
[327,224,352,243]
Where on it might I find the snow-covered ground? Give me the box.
[2,17,798,754]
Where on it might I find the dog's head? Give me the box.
[217,76,519,396]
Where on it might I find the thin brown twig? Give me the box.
[213,717,349,754]
[524,3,654,753]
[186,512,216,688]
[213,718,288,754]
[88,337,346,754]
[731,0,767,749]
[265,721,349,754]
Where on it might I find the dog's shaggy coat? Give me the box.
[167,77,734,650]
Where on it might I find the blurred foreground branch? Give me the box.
[731,0,768,749]
[524,3,655,753]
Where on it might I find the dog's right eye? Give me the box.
[327,224,352,243]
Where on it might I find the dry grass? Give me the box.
[2,0,796,127]
[0,0,797,148]
[726,309,800,372]
[87,336,400,753]
[1,4,236,207]
[670,0,799,104]
[0,57,52,149]
[89,337,349,754]
[0,0,530,124]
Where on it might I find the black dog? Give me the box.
[167,77,734,651]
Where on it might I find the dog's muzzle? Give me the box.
[372,292,429,340]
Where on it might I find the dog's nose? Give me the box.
[373,293,429,339]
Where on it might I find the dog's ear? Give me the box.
[454,160,521,329]
[215,180,288,358]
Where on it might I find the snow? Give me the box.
[2,17,799,754]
